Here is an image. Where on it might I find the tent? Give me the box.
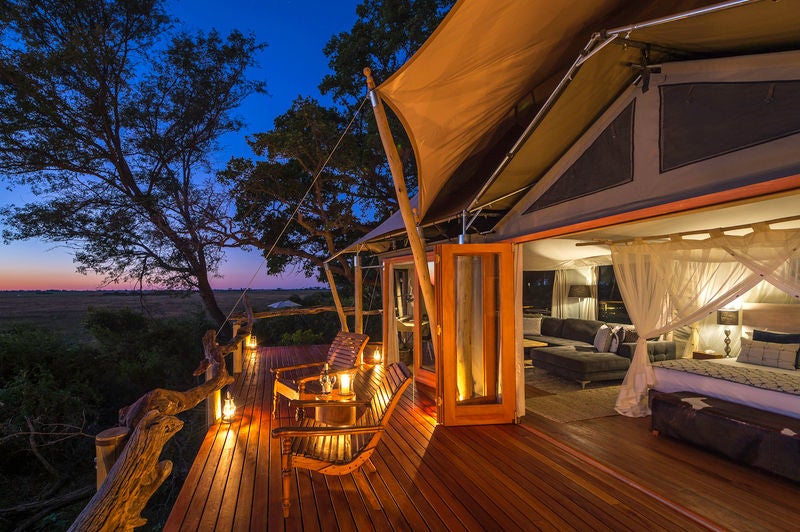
[376,0,800,226]
[338,0,800,420]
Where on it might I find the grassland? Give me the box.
[0,288,326,341]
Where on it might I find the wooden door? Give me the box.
[436,243,515,426]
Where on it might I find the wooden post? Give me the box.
[354,253,363,334]
[231,322,243,375]
[206,365,220,426]
[325,262,349,332]
[364,67,438,357]
[95,426,130,490]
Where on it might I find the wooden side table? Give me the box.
[692,351,723,360]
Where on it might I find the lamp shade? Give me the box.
[717,309,739,326]
[568,285,591,298]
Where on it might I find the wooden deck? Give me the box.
[165,345,800,531]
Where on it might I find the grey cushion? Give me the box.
[561,318,604,344]
[540,317,565,337]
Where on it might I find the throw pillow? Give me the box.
[752,330,800,344]
[523,317,542,336]
[737,338,799,371]
[608,325,625,353]
[622,328,639,344]
[752,330,800,368]
[593,324,613,353]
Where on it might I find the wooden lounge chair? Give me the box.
[271,362,412,518]
[271,331,368,417]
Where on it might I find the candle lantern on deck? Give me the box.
[222,390,236,423]
[339,370,356,396]
[246,334,258,350]
[372,347,382,365]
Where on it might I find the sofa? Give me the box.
[525,316,676,388]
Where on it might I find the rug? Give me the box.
[525,367,615,394]
[525,386,621,423]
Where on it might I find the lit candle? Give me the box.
[373,348,382,364]
[246,335,257,350]
[339,371,354,395]
[222,391,236,422]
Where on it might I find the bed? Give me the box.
[649,332,800,481]
[651,357,800,419]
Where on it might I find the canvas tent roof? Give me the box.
[376,0,800,226]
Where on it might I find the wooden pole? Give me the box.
[231,322,243,375]
[364,67,438,355]
[354,253,363,334]
[325,262,349,332]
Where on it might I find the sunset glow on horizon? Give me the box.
[0,243,321,291]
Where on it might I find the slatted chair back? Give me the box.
[271,362,412,518]
[325,331,369,372]
[271,331,368,417]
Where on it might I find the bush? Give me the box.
[0,309,214,530]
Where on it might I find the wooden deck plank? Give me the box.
[166,344,800,532]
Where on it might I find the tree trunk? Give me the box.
[196,270,227,328]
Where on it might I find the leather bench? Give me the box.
[650,390,800,482]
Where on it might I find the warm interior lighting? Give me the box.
[373,348,382,364]
[567,285,591,299]
[222,391,236,423]
[339,371,355,395]
[717,309,740,357]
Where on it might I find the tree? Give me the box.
[223,0,454,285]
[220,96,394,283]
[0,0,266,326]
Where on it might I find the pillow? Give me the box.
[523,317,542,336]
[737,338,799,370]
[593,324,613,352]
[622,328,639,344]
[752,330,800,344]
[608,326,625,353]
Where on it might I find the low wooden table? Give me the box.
[292,383,370,426]
[692,351,723,360]
[524,339,548,348]
[523,339,548,368]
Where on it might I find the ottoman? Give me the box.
[530,346,630,388]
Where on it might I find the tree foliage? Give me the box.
[220,96,396,282]
[224,0,454,285]
[0,0,266,325]
[0,310,208,529]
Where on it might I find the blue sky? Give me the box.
[0,0,362,290]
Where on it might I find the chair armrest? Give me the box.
[270,361,325,375]
[271,425,383,438]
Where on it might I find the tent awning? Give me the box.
[376,0,800,225]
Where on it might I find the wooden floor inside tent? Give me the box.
[165,344,800,531]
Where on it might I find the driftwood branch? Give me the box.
[9,485,95,532]
[233,305,381,322]
[68,411,182,531]
[70,297,256,530]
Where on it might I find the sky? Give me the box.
[0,0,362,291]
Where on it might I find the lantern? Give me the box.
[339,370,356,396]
[222,391,236,423]
[372,347,382,365]
[246,334,258,350]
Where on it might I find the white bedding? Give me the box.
[652,357,800,419]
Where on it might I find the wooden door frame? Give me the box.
[436,243,516,426]
[382,254,436,388]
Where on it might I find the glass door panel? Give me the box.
[384,258,435,387]
[437,243,515,426]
